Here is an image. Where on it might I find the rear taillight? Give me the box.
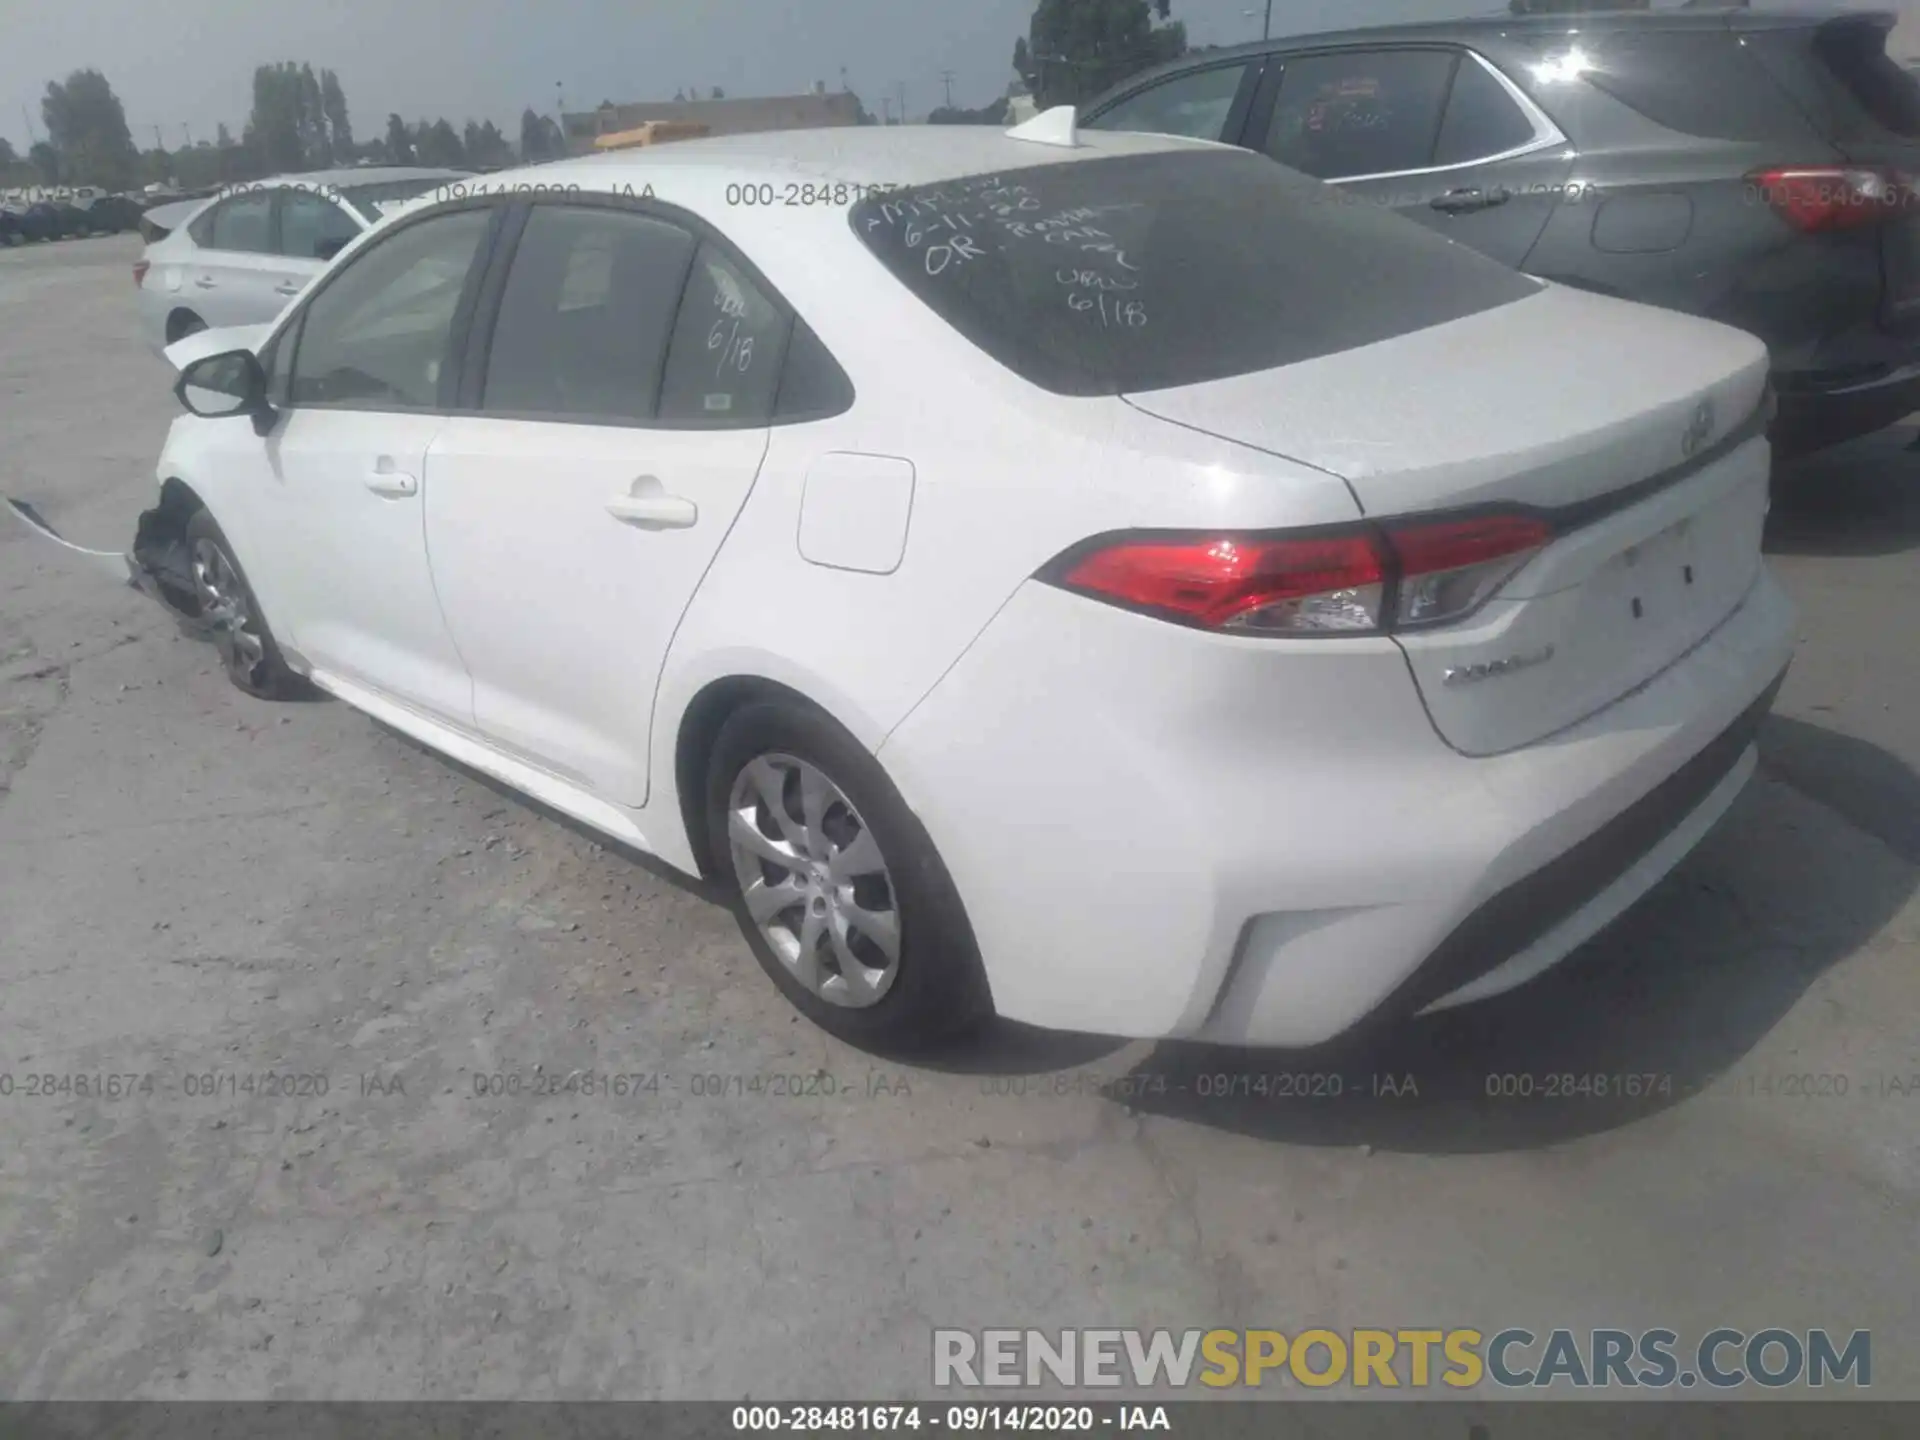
[1046,513,1551,637]
[132,259,150,288]
[1749,166,1920,232]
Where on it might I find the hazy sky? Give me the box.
[0,0,1863,155]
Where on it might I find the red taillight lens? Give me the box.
[1048,513,1550,637]
[1059,533,1387,633]
[133,259,150,288]
[1749,166,1920,232]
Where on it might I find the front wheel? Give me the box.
[184,508,302,699]
[705,700,991,1052]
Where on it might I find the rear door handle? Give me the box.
[606,492,698,529]
[193,276,217,288]
[274,282,302,296]
[1430,186,1512,214]
[364,472,419,498]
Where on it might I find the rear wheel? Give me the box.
[705,699,991,1052]
[184,508,301,699]
[166,310,207,344]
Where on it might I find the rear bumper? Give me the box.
[880,567,1796,1049]
[1772,360,1920,455]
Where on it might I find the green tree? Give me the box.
[518,107,551,160]
[29,140,61,183]
[247,62,307,172]
[320,68,354,159]
[41,69,141,187]
[299,63,329,165]
[215,121,234,148]
[384,112,414,163]
[0,137,17,167]
[1021,0,1186,108]
[416,117,466,167]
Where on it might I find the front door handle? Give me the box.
[365,472,419,498]
[1430,186,1512,215]
[274,282,303,296]
[193,276,217,288]
[606,491,698,529]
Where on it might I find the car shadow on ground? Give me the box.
[1768,425,1920,559]
[1102,717,1917,1155]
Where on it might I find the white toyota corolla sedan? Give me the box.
[112,115,1794,1052]
[133,167,468,354]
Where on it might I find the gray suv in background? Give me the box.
[1083,6,1920,455]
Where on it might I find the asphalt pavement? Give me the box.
[1,234,1915,1400]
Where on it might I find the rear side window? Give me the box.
[481,206,696,421]
[774,319,855,420]
[201,194,275,253]
[849,149,1538,397]
[1084,63,1252,142]
[1434,55,1538,166]
[657,240,788,424]
[1808,19,1920,139]
[1262,49,1458,179]
[1565,30,1823,143]
[278,190,360,260]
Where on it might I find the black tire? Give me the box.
[167,310,207,343]
[183,507,303,699]
[705,699,992,1052]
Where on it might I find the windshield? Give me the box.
[848,148,1538,396]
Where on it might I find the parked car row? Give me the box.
[1081,4,1920,456]
[0,192,150,244]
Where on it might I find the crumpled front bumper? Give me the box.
[7,496,228,650]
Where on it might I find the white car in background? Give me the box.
[62,120,1792,1053]
[133,167,467,354]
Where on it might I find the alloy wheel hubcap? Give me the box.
[725,753,901,1008]
[190,537,265,675]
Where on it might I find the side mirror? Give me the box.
[176,349,272,430]
[315,237,349,261]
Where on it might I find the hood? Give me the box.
[163,323,274,374]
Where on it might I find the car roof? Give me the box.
[1094,6,1894,99]
[253,165,469,188]
[449,124,1221,197]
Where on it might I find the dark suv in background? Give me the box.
[1083,6,1920,455]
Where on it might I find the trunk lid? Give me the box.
[1123,283,1773,755]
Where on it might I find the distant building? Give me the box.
[564,86,865,154]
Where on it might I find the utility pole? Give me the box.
[896,81,908,124]
[939,69,956,108]
[881,97,894,125]
[152,123,165,152]
[183,123,193,148]
[21,104,36,143]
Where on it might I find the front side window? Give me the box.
[1084,63,1252,142]
[278,190,361,260]
[289,208,491,410]
[481,205,697,421]
[1262,49,1458,179]
[201,194,275,253]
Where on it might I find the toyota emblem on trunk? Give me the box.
[1682,397,1715,457]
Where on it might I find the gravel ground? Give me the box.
[1,233,1916,1400]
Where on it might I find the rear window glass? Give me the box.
[847,149,1537,397]
[341,178,458,218]
[1810,20,1920,139]
[1565,31,1823,143]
